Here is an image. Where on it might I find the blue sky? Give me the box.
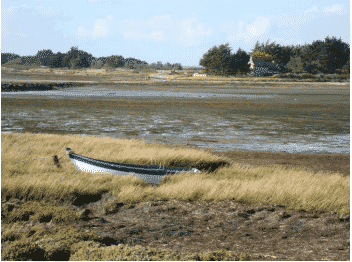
[2,0,350,66]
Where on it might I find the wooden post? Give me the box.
[52,155,61,168]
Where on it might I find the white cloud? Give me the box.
[120,15,171,41]
[178,17,212,45]
[221,16,271,47]
[76,15,113,39]
[274,3,348,41]
[323,4,345,15]
[87,0,122,4]
[36,6,61,17]
[120,15,212,45]
[305,6,318,13]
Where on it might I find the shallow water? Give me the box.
[1,86,280,99]
[1,87,350,154]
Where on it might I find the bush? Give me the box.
[70,241,104,260]
[2,200,81,224]
[1,225,24,242]
[69,243,252,261]
[36,237,71,261]
[104,201,124,215]
[235,72,247,78]
[53,227,101,246]
[5,209,34,223]
[1,240,46,261]
[1,222,49,243]
[198,249,231,260]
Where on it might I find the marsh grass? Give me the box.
[1,200,81,224]
[1,132,349,215]
[69,242,249,261]
[1,225,101,261]
[2,235,250,261]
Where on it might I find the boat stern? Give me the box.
[191,168,201,173]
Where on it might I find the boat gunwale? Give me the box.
[68,152,194,176]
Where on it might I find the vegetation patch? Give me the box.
[1,132,349,215]
[1,240,46,261]
[1,200,81,224]
[69,243,250,261]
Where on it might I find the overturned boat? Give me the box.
[65,148,201,184]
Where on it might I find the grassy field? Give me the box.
[2,132,349,215]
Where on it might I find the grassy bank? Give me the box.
[2,66,350,84]
[2,132,349,216]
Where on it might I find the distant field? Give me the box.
[2,66,350,84]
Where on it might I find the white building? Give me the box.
[193,73,207,77]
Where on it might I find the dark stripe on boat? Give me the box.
[67,152,194,176]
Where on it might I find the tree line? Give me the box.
[199,36,350,76]
[1,46,183,70]
[2,36,349,76]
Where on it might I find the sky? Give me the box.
[1,0,350,66]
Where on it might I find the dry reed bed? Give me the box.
[3,66,349,84]
[1,132,349,216]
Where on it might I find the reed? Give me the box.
[1,132,349,215]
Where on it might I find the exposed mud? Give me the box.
[61,194,350,260]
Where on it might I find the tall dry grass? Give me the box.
[1,132,349,215]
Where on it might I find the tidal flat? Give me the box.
[1,68,350,260]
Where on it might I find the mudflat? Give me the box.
[1,67,350,260]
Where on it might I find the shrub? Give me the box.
[36,237,71,261]
[69,243,252,261]
[52,227,101,245]
[1,199,23,220]
[1,224,24,242]
[300,73,313,79]
[198,249,231,260]
[5,209,34,223]
[2,201,81,224]
[1,222,49,243]
[104,201,124,215]
[1,240,46,261]
[70,241,104,260]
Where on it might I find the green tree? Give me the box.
[285,56,305,73]
[173,63,183,70]
[340,60,350,74]
[306,60,324,74]
[1,53,21,65]
[62,47,93,69]
[199,43,233,76]
[324,36,350,73]
[232,48,250,74]
[63,46,79,68]
[104,55,125,68]
[48,52,64,68]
